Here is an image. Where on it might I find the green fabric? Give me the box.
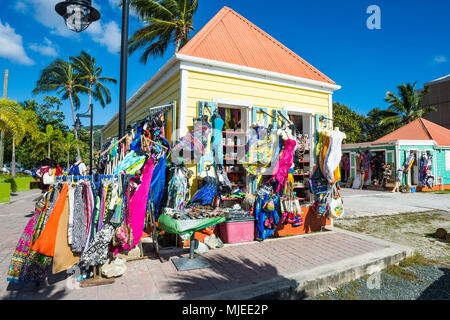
[158,214,225,239]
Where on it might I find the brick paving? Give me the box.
[0,190,386,300]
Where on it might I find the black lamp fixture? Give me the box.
[74,117,82,132]
[55,0,101,33]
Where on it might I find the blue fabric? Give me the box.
[187,177,218,207]
[130,126,143,152]
[148,153,166,217]
[212,115,224,165]
[254,193,280,240]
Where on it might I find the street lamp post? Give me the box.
[56,0,129,139]
[75,103,93,175]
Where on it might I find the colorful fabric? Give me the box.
[254,192,280,241]
[187,177,219,207]
[167,166,190,211]
[269,138,296,192]
[241,126,274,181]
[52,197,80,274]
[31,183,69,257]
[7,198,46,282]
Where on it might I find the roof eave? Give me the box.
[176,53,341,92]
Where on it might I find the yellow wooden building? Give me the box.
[102,6,340,193]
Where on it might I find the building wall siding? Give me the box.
[103,72,180,139]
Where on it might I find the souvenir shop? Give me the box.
[7,103,347,284]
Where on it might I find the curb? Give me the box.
[194,228,414,300]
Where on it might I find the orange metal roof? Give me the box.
[179,6,335,84]
[375,118,450,146]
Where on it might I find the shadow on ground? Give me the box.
[4,269,75,300]
[418,267,450,300]
[166,254,301,300]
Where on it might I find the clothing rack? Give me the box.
[257,109,293,125]
[55,174,136,182]
[100,134,129,156]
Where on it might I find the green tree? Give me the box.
[362,107,401,142]
[33,124,64,160]
[379,82,437,126]
[59,132,85,171]
[0,99,40,177]
[332,102,365,143]
[33,59,88,156]
[21,97,69,132]
[128,0,199,63]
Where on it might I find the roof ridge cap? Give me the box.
[418,118,435,141]
[225,8,334,84]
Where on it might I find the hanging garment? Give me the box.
[71,183,90,252]
[31,183,69,257]
[254,192,280,241]
[130,125,143,152]
[114,151,146,175]
[212,113,225,165]
[80,224,115,268]
[32,191,52,244]
[323,130,345,183]
[241,125,274,183]
[7,197,47,283]
[171,118,211,164]
[167,165,190,210]
[117,158,155,252]
[187,176,219,207]
[149,154,166,217]
[67,184,76,245]
[268,138,296,192]
[52,196,80,274]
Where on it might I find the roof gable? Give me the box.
[179,6,335,84]
[375,118,450,146]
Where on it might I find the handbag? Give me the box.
[42,170,54,185]
[309,166,329,194]
[329,184,344,218]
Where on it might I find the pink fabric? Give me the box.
[115,158,154,254]
[270,139,296,192]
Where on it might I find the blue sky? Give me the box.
[0,0,449,128]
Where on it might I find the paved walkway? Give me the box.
[339,188,450,217]
[0,191,411,300]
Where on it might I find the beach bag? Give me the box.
[42,170,54,185]
[309,166,329,194]
[113,222,133,248]
[312,189,331,216]
[329,184,344,218]
[263,195,275,212]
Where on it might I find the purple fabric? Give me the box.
[115,158,155,253]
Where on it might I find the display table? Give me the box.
[158,214,226,271]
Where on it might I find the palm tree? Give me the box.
[70,51,117,124]
[128,0,198,64]
[59,132,85,171]
[379,82,437,126]
[33,59,87,156]
[0,99,40,177]
[33,124,64,160]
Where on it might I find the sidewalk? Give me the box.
[0,192,413,300]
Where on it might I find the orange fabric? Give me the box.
[332,165,341,183]
[52,197,79,274]
[31,183,68,257]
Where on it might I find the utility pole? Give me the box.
[0,69,8,168]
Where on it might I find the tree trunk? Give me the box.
[67,152,70,172]
[175,38,181,53]
[0,131,4,168]
[48,141,51,159]
[11,137,15,178]
[69,93,81,157]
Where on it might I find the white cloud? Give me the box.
[29,37,59,57]
[89,21,122,54]
[0,20,34,66]
[13,1,28,13]
[433,55,448,64]
[15,0,78,37]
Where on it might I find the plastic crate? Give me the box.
[219,219,255,244]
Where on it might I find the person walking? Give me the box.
[69,156,87,176]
